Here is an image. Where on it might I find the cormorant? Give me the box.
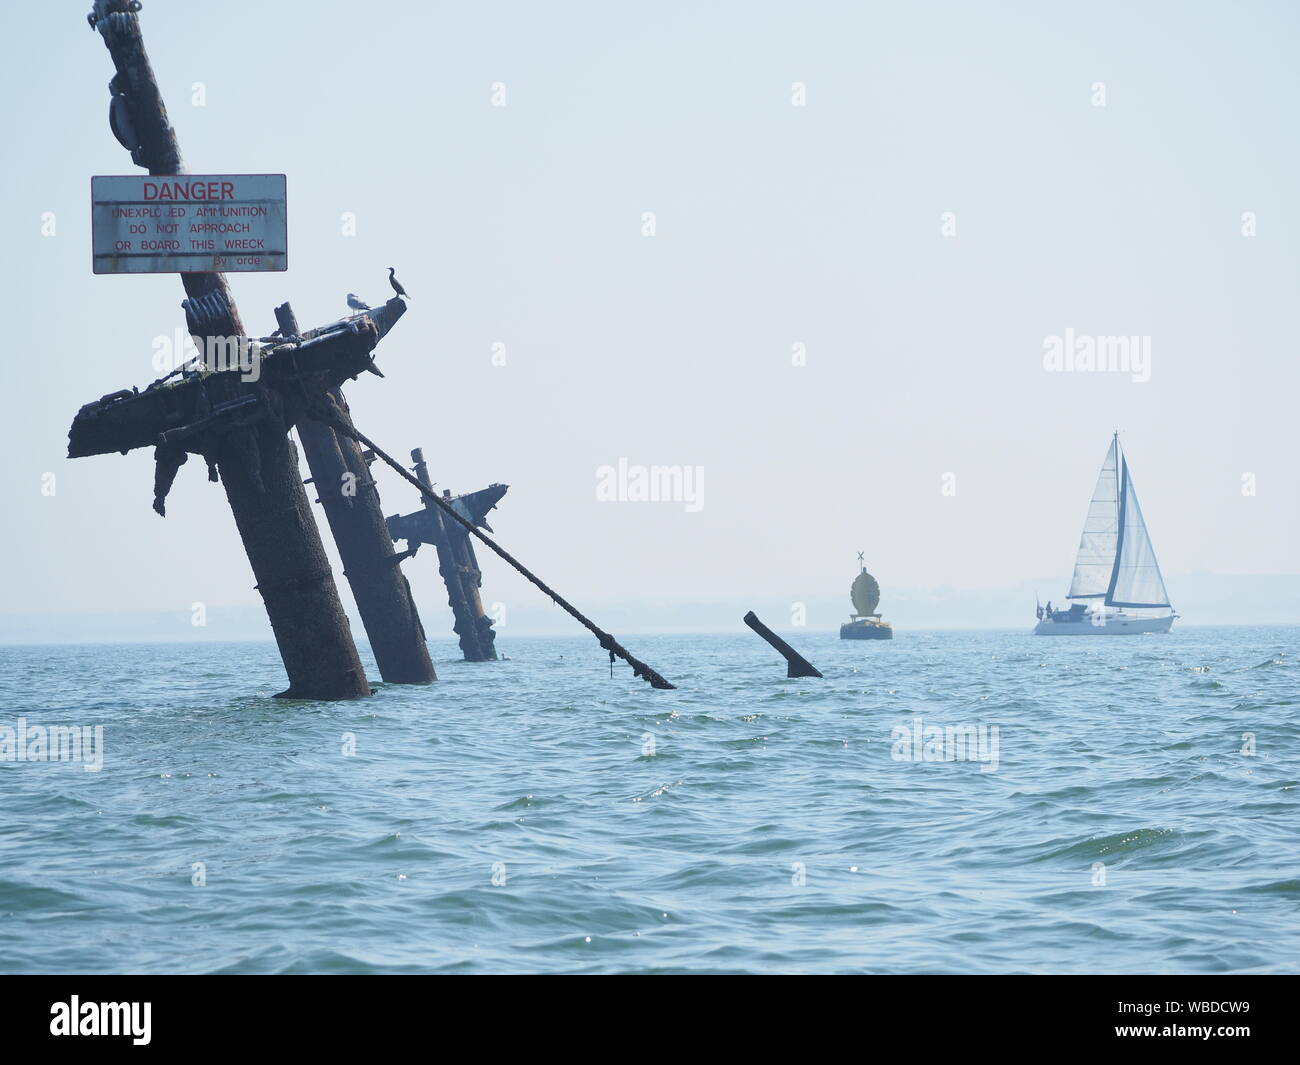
[387,267,409,299]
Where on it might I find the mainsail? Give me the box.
[1066,437,1120,600]
[1066,435,1171,609]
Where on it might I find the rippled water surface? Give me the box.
[2,626,1297,973]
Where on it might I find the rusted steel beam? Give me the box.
[82,1,369,699]
[743,611,824,679]
[280,303,436,685]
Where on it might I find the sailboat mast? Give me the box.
[1106,433,1124,608]
[1106,434,1174,612]
[1107,439,1128,611]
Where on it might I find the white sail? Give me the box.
[1106,456,1171,608]
[1066,437,1120,600]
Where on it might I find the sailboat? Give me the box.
[1034,434,1177,635]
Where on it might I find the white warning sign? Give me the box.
[91,173,287,274]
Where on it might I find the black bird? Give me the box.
[387,267,409,300]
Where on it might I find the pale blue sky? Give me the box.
[2,0,1297,631]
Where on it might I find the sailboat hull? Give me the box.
[1033,615,1175,636]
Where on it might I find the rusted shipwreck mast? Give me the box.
[387,450,506,662]
[80,0,676,695]
[79,0,436,697]
[68,302,411,699]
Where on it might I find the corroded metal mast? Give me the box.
[81,1,369,699]
[386,449,505,662]
[277,305,436,684]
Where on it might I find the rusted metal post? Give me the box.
[387,449,503,662]
[445,517,497,661]
[413,453,495,662]
[279,304,436,684]
[210,393,371,700]
[85,1,369,699]
[743,611,824,678]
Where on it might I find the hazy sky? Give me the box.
[2,0,1297,632]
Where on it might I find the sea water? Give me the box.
[1,626,1296,974]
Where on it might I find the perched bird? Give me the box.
[387,267,409,300]
[346,293,370,313]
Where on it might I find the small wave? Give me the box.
[494,795,540,811]
[1041,827,1177,861]
[1243,877,1300,898]
[631,781,681,802]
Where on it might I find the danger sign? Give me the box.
[92,173,287,274]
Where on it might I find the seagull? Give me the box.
[387,267,409,300]
[346,293,370,313]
